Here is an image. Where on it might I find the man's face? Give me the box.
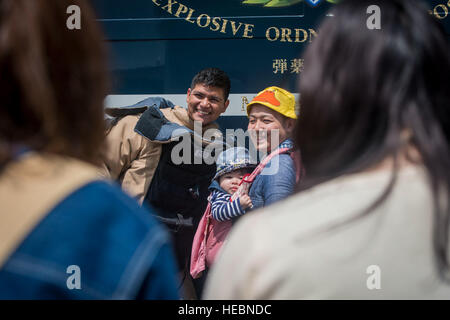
[248,104,295,153]
[187,84,229,125]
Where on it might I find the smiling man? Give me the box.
[186,81,228,124]
[100,67,230,298]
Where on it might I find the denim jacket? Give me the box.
[0,180,179,299]
[248,139,296,209]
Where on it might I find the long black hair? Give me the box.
[296,0,450,281]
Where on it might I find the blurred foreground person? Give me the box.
[0,0,178,299]
[205,0,450,299]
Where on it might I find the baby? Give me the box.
[190,147,256,280]
[209,147,255,222]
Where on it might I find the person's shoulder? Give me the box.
[268,151,295,166]
[250,172,370,230]
[227,166,437,298]
[260,152,295,178]
[115,114,141,128]
[107,115,142,140]
[279,150,295,160]
[161,106,189,126]
[45,180,164,242]
[277,152,295,167]
[3,180,172,298]
[248,166,429,241]
[66,180,159,228]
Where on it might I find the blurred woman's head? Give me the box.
[296,0,450,281]
[0,0,108,166]
[297,0,449,182]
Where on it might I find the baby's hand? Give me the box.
[239,194,253,210]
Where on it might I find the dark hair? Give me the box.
[191,67,231,100]
[296,0,450,281]
[0,0,109,167]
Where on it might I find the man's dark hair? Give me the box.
[191,68,231,100]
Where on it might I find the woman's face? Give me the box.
[248,104,294,153]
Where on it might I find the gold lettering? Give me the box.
[197,14,211,28]
[266,27,279,41]
[220,19,229,34]
[241,96,249,112]
[174,3,188,17]
[243,23,254,39]
[290,59,304,74]
[161,0,178,14]
[273,59,288,74]
[185,8,195,23]
[309,28,317,42]
[152,0,161,6]
[281,28,292,42]
[210,17,222,32]
[434,4,448,19]
[230,21,243,36]
[295,29,308,42]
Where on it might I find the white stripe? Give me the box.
[232,201,239,218]
[105,93,299,117]
[219,204,225,221]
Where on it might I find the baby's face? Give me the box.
[219,169,247,194]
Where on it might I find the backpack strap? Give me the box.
[230,147,291,202]
[241,147,291,185]
[0,152,102,268]
[190,200,212,279]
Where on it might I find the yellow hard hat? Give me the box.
[246,86,297,119]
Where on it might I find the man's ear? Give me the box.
[286,118,297,135]
[222,99,230,113]
[186,88,192,104]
